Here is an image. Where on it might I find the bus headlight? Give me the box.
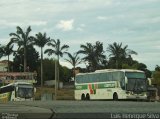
[126,91,130,95]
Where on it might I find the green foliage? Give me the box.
[59,66,72,82]
[10,26,33,71]
[32,32,50,48]
[65,52,81,79]
[37,59,55,84]
[122,63,137,69]
[2,26,155,84]
[78,41,106,71]
[152,71,160,86]
[36,59,71,85]
[13,45,39,72]
[155,65,160,71]
[45,39,69,88]
[32,32,50,86]
[107,42,137,69]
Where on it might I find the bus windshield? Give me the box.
[17,85,33,99]
[125,72,146,79]
[125,72,147,92]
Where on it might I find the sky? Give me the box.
[0,0,160,70]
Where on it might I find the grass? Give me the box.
[34,86,74,100]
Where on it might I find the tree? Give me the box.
[37,59,72,85]
[107,42,137,69]
[155,65,160,71]
[37,58,55,85]
[152,71,160,86]
[94,41,107,69]
[1,41,14,72]
[13,45,39,72]
[32,32,50,87]
[10,26,32,72]
[78,41,106,71]
[65,52,81,79]
[45,39,69,89]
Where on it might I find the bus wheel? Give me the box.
[113,93,118,101]
[81,94,85,100]
[86,93,90,100]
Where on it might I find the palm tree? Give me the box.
[107,42,137,69]
[2,41,14,72]
[45,39,69,89]
[10,26,32,72]
[155,65,160,71]
[65,52,81,80]
[78,43,95,71]
[78,41,106,71]
[32,32,50,87]
[94,41,106,69]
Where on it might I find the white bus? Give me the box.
[75,69,150,100]
[0,82,36,102]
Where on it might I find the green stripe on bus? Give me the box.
[75,85,88,90]
[98,83,115,88]
[75,83,115,90]
[92,84,94,89]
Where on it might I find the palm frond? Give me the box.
[61,44,69,51]
[26,26,32,38]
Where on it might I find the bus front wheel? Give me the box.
[81,94,85,100]
[113,93,118,101]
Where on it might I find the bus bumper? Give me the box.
[126,95,147,100]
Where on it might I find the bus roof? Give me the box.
[95,69,144,73]
[76,69,144,76]
[0,82,33,88]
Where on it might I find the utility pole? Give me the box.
[54,60,57,100]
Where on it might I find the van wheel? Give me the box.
[86,93,90,100]
[81,94,85,100]
[113,93,118,101]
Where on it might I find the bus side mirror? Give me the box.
[34,88,36,93]
[16,87,18,91]
[125,77,128,84]
[147,78,151,85]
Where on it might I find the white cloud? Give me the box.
[136,16,160,24]
[56,19,74,31]
[0,0,159,71]
[59,60,72,69]
[76,23,86,31]
[60,60,85,69]
[76,27,83,31]
[0,20,47,27]
[80,24,86,27]
[97,16,109,20]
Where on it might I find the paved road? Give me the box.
[1,101,160,119]
[0,102,54,119]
